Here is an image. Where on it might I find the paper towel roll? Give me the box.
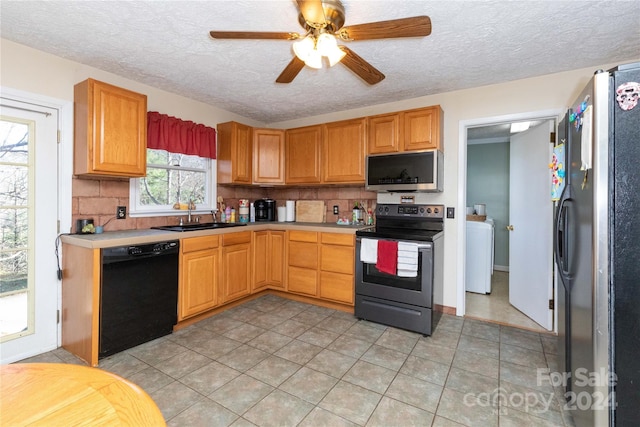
[286,200,295,222]
[277,206,286,222]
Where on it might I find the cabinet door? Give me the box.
[217,121,252,184]
[287,237,318,296]
[402,106,443,152]
[253,231,269,292]
[319,271,354,304]
[285,125,322,184]
[179,248,219,320]
[368,113,401,154]
[221,242,252,303]
[323,118,366,183]
[253,129,285,184]
[74,78,147,177]
[268,231,285,288]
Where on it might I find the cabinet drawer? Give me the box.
[319,271,354,304]
[288,266,317,296]
[320,244,354,274]
[288,241,318,269]
[288,230,318,243]
[321,233,354,246]
[222,231,252,246]
[182,235,219,253]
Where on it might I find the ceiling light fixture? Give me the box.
[510,121,530,133]
[293,31,346,69]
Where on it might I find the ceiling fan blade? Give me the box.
[209,31,300,40]
[276,57,306,84]
[339,16,431,41]
[339,46,385,85]
[296,0,326,27]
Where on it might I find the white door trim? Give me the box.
[457,109,562,333]
[0,86,73,355]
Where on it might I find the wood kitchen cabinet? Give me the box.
[74,78,147,178]
[285,125,322,184]
[367,105,443,154]
[319,233,355,305]
[368,113,402,154]
[218,121,252,184]
[323,118,366,183]
[253,230,285,292]
[220,231,252,303]
[287,231,319,296]
[253,129,285,184]
[179,236,220,321]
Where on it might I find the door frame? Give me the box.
[456,109,562,333]
[1,86,73,360]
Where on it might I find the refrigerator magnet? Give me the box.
[616,82,640,111]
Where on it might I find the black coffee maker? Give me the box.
[255,199,275,221]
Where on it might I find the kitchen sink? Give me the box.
[151,222,247,232]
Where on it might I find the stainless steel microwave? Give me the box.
[365,150,443,192]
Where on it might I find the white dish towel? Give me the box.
[396,242,428,278]
[360,238,378,264]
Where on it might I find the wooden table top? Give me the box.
[0,363,165,426]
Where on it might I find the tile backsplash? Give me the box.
[71,177,376,232]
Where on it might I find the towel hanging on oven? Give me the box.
[360,238,378,264]
[376,240,398,275]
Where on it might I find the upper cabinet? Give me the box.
[253,128,285,184]
[367,105,443,154]
[323,118,366,184]
[368,113,401,154]
[74,78,147,178]
[217,121,252,184]
[285,125,322,184]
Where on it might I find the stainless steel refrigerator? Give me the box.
[555,62,640,426]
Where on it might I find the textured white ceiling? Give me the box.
[1,0,639,124]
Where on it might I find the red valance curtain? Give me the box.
[147,111,216,159]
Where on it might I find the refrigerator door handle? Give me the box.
[554,196,572,281]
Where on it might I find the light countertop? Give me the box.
[60,222,369,249]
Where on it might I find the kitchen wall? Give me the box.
[467,142,510,269]
[2,37,634,310]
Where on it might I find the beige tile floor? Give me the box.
[465,271,548,333]
[21,294,574,426]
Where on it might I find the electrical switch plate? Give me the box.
[333,205,339,215]
[116,206,127,219]
[446,207,455,218]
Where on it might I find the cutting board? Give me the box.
[296,201,325,223]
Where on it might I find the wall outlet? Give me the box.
[333,205,339,215]
[116,206,127,219]
[446,207,455,219]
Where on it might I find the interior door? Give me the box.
[508,120,554,330]
[0,99,60,363]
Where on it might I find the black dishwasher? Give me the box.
[100,240,179,358]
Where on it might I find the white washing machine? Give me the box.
[465,218,495,294]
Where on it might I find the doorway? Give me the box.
[457,111,561,333]
[0,90,72,364]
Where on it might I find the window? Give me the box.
[130,148,216,216]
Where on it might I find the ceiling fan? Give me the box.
[209,0,431,85]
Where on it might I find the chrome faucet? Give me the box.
[211,209,219,223]
[187,205,192,223]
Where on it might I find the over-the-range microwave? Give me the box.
[365,149,443,192]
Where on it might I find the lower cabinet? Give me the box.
[287,231,319,296]
[220,231,252,304]
[319,233,355,304]
[253,230,285,292]
[179,236,220,321]
[286,231,355,305]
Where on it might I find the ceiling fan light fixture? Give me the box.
[293,35,315,61]
[316,33,345,66]
[304,49,323,69]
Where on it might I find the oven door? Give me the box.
[355,237,433,308]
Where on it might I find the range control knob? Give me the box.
[378,206,384,213]
[384,206,389,213]
[434,208,439,214]
[419,208,425,214]
[426,208,432,214]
